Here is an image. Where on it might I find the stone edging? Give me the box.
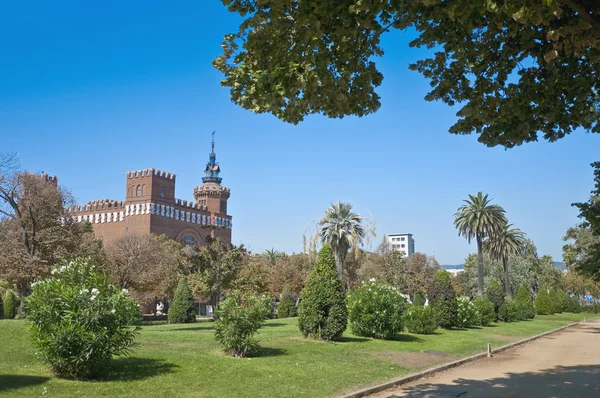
[337,319,594,398]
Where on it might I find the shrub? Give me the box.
[404,304,438,334]
[549,288,567,314]
[485,280,504,317]
[498,299,518,322]
[429,271,457,329]
[27,259,140,379]
[214,292,264,357]
[567,296,582,313]
[535,289,554,315]
[298,245,347,341]
[277,286,297,318]
[3,290,19,320]
[168,277,196,324]
[347,279,407,339]
[514,286,535,320]
[456,297,478,328]
[257,295,275,320]
[413,292,426,307]
[473,297,496,326]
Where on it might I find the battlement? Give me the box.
[174,198,207,211]
[68,199,125,213]
[41,173,58,186]
[126,168,176,180]
[194,185,231,194]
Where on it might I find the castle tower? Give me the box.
[194,132,231,235]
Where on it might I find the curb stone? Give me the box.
[337,318,596,398]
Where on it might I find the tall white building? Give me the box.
[388,233,415,258]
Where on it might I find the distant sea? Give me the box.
[442,262,566,271]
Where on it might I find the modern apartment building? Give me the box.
[388,233,415,258]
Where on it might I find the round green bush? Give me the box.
[404,304,438,334]
[168,277,196,324]
[549,288,568,314]
[412,292,426,307]
[515,286,535,320]
[214,292,265,357]
[27,259,140,379]
[535,289,554,315]
[429,271,457,329]
[498,299,518,322]
[485,280,505,317]
[277,286,297,318]
[298,245,347,341]
[456,296,477,328]
[347,279,407,339]
[3,290,19,320]
[473,297,496,326]
[567,296,582,313]
[257,295,275,319]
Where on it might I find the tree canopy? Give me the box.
[216,0,599,147]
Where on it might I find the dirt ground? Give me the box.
[370,319,600,398]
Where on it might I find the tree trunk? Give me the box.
[503,256,511,299]
[334,250,344,282]
[214,265,221,320]
[476,235,484,297]
[16,280,28,315]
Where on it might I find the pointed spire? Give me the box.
[203,131,222,185]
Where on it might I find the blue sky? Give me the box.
[1,1,597,264]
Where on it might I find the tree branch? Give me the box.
[562,0,600,33]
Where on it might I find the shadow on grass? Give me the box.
[0,375,50,392]
[254,347,287,357]
[103,357,178,382]
[262,322,287,328]
[389,334,424,343]
[338,336,370,343]
[153,324,214,332]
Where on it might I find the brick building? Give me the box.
[67,135,232,246]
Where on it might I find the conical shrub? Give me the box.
[168,277,196,324]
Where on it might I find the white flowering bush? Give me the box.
[27,258,140,379]
[456,296,478,328]
[347,279,408,339]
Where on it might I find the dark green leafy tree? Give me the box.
[277,285,297,318]
[535,289,554,315]
[485,223,527,299]
[454,192,507,296]
[485,279,505,317]
[168,277,196,324]
[515,285,535,320]
[298,245,347,341]
[215,1,599,147]
[318,201,365,282]
[429,271,457,329]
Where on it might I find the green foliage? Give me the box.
[567,296,582,314]
[456,297,477,328]
[27,259,140,379]
[549,288,569,314]
[429,271,457,329]
[168,278,196,324]
[214,292,265,357]
[403,304,438,334]
[277,286,297,318]
[514,286,535,320]
[498,299,518,323]
[3,290,19,319]
[217,1,599,148]
[535,289,555,315]
[472,297,496,326]
[485,280,505,316]
[347,279,407,339]
[412,291,426,307]
[257,295,275,320]
[298,245,347,341]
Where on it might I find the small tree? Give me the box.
[535,289,554,315]
[298,245,347,341]
[498,299,518,322]
[404,305,438,334]
[277,285,297,318]
[3,290,18,319]
[485,280,505,316]
[168,277,196,324]
[429,271,458,329]
[473,297,496,326]
[515,285,535,320]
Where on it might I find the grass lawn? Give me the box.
[0,312,592,397]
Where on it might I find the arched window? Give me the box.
[136,185,142,197]
[183,236,196,247]
[160,185,166,198]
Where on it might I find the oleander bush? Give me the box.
[404,304,438,334]
[168,277,196,324]
[27,258,140,379]
[277,286,297,318]
[257,295,275,320]
[298,245,347,341]
[347,279,408,339]
[534,289,554,315]
[473,297,496,326]
[456,296,478,328]
[213,292,265,357]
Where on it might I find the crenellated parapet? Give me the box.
[193,185,231,198]
[68,199,126,213]
[126,168,176,181]
[41,173,58,187]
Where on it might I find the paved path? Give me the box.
[370,319,600,398]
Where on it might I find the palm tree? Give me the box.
[485,223,526,299]
[454,192,507,297]
[319,201,365,281]
[263,248,280,265]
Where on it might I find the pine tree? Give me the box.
[168,277,196,324]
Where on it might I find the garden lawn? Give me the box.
[0,313,592,398]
